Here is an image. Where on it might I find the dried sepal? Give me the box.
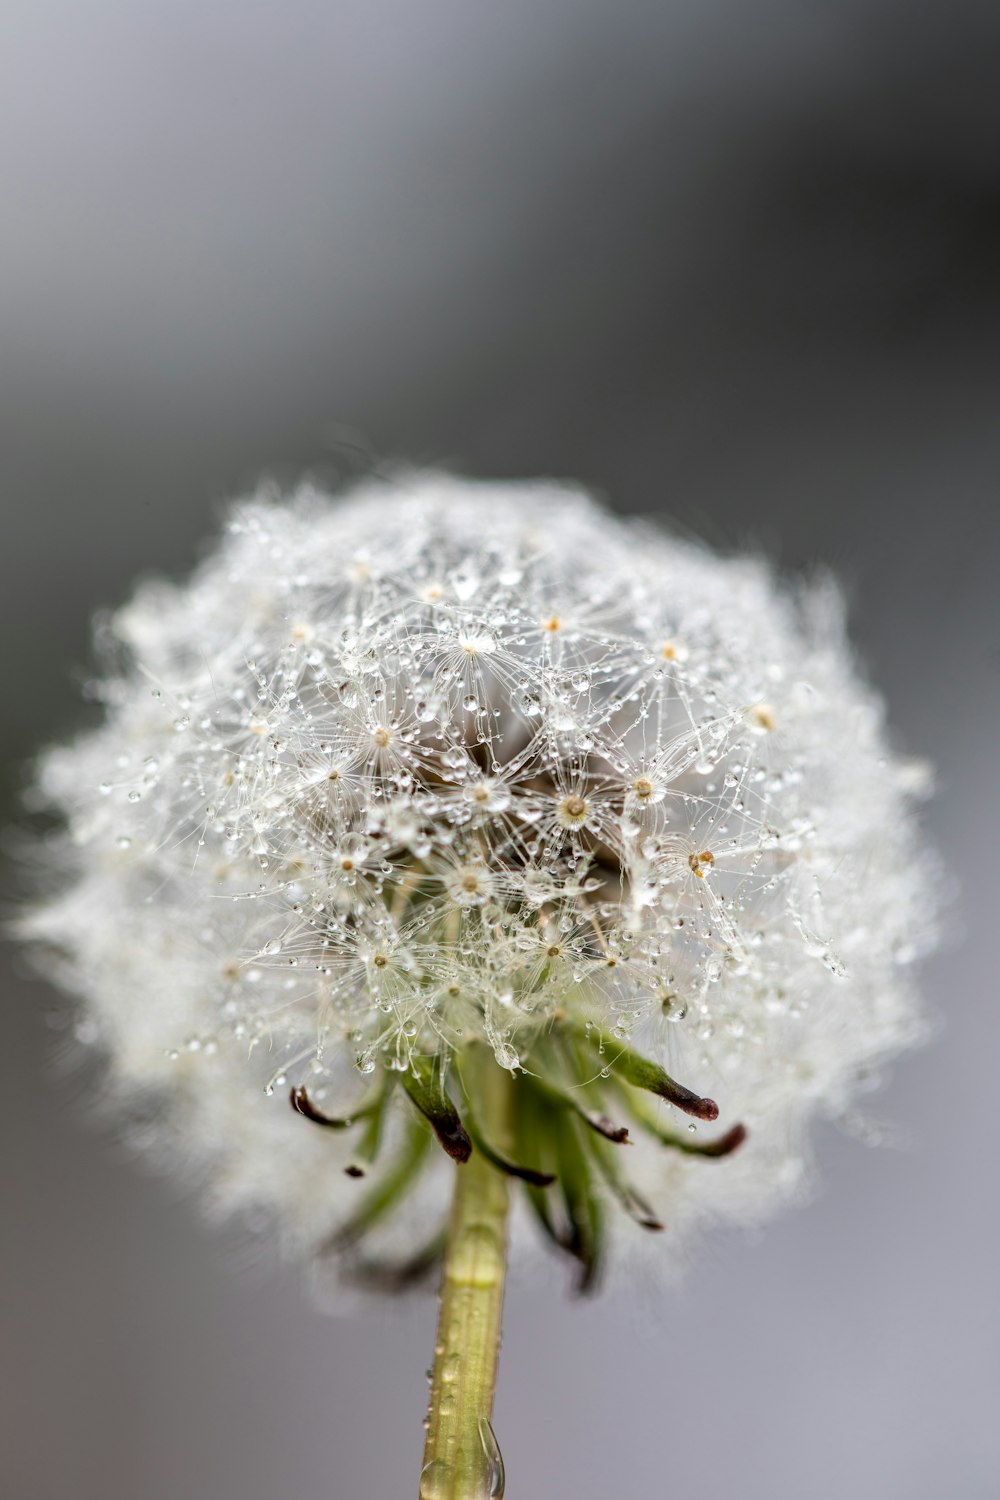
[344,1075,397,1178]
[330,1119,433,1249]
[289,1084,378,1129]
[612,1079,747,1159]
[526,1071,632,1144]
[401,1056,473,1164]
[582,1032,719,1121]
[552,1111,605,1294]
[584,1132,664,1232]
[460,1095,555,1187]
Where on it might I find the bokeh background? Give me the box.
[2,3,998,1497]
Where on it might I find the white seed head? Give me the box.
[20,472,937,1289]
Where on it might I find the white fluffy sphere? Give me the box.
[23,473,936,1290]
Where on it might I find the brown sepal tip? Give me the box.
[701,1122,748,1157]
[439,1126,474,1164]
[590,1114,631,1144]
[290,1085,351,1127]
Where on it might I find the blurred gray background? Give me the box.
[2,2,998,1497]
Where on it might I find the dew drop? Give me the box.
[493,1042,520,1071]
[480,1417,506,1497]
[418,1460,450,1500]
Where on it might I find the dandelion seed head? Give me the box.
[19,472,937,1288]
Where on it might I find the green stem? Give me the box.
[419,1050,511,1500]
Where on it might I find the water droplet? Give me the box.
[418,1460,451,1500]
[492,1042,519,1071]
[127,790,141,803]
[479,1417,506,1497]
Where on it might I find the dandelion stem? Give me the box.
[420,1048,511,1499]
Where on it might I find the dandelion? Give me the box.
[19,472,936,1498]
